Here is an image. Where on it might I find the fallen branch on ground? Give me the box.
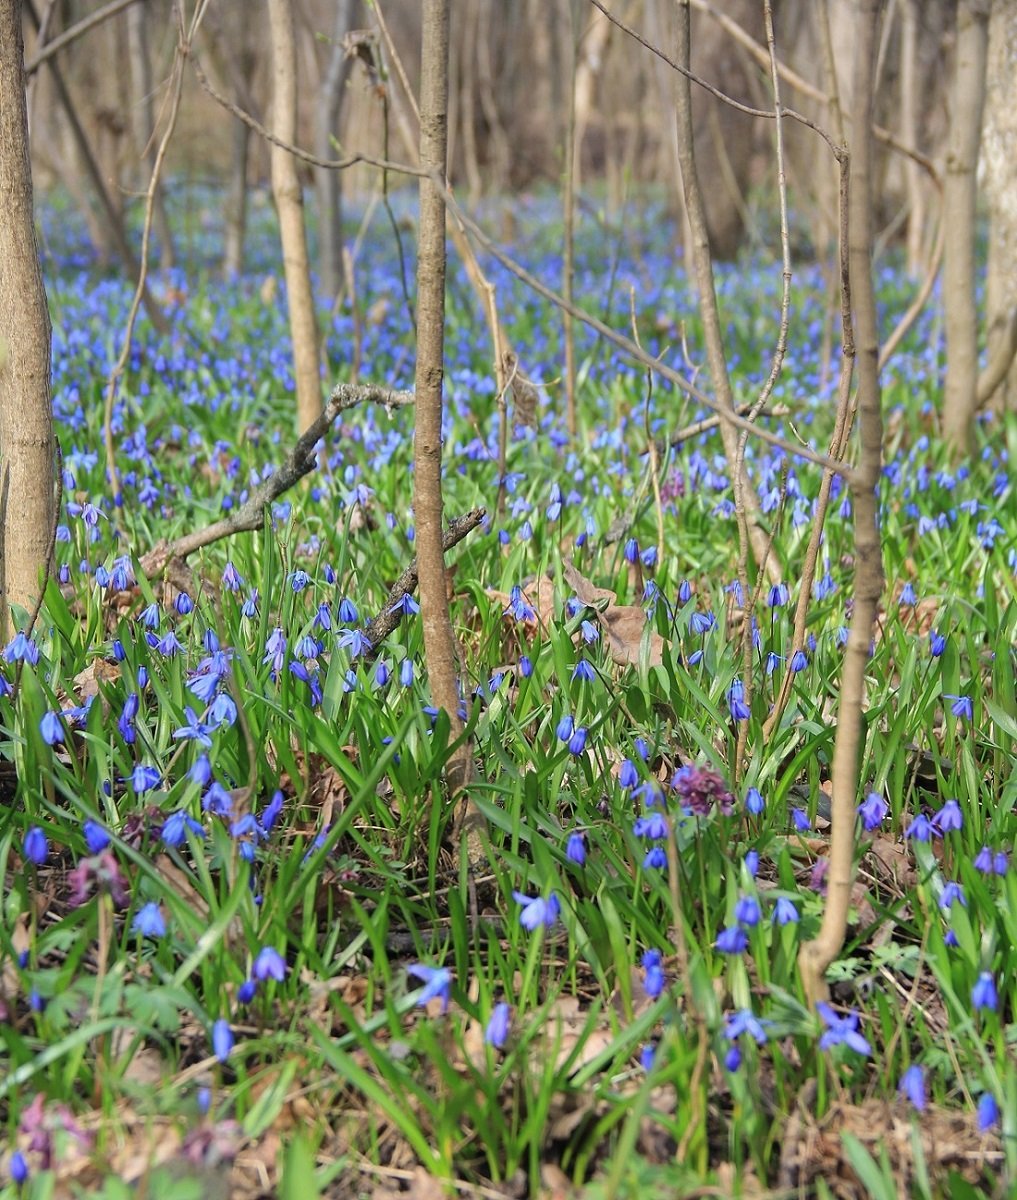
[140,382,413,578]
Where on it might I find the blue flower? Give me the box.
[513,890,560,930]
[944,693,973,720]
[518,654,533,678]
[555,714,575,742]
[132,902,166,938]
[791,808,811,832]
[23,825,49,865]
[978,1092,1000,1131]
[772,897,800,925]
[161,810,205,847]
[933,799,963,834]
[9,1149,29,1184]
[222,562,243,591]
[725,1008,770,1044]
[971,972,998,1012]
[565,832,586,865]
[633,811,669,840]
[727,681,750,721]
[572,660,596,682]
[904,814,934,842]
[131,764,161,794]
[642,950,665,999]
[40,711,64,745]
[857,792,887,830]
[173,707,212,747]
[567,727,588,755]
[743,850,759,877]
[619,759,638,789]
[237,979,258,1004]
[817,1003,871,1056]
[212,1018,234,1063]
[642,846,667,869]
[724,1045,742,1071]
[252,946,288,982]
[734,896,761,927]
[938,881,966,911]
[485,1002,511,1048]
[929,630,946,657]
[399,658,415,687]
[789,650,809,673]
[898,582,917,606]
[407,963,451,1011]
[745,787,765,815]
[640,1042,657,1071]
[899,1064,925,1110]
[715,926,749,954]
[83,819,110,854]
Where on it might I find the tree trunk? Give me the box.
[414,0,475,834]
[315,0,355,302]
[267,0,322,433]
[942,0,990,455]
[224,115,249,276]
[0,0,55,629]
[126,0,174,268]
[981,0,1017,413]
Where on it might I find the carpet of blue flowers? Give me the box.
[0,188,1014,1198]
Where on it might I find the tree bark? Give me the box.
[799,0,885,1009]
[981,0,1017,413]
[315,0,355,301]
[267,0,322,433]
[942,0,990,455]
[414,0,475,830]
[0,0,55,628]
[126,0,174,268]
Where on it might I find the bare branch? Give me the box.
[363,509,487,652]
[139,384,413,574]
[25,0,140,76]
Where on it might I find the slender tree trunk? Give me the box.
[315,0,355,302]
[982,0,1017,413]
[224,116,249,276]
[799,0,885,1009]
[673,0,780,584]
[900,0,926,278]
[0,0,55,629]
[942,0,990,455]
[267,0,322,433]
[414,0,475,838]
[126,1,174,269]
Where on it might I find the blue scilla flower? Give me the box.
[173,707,212,747]
[642,950,665,999]
[237,979,258,1004]
[944,693,973,720]
[83,819,110,854]
[572,660,596,682]
[212,1018,234,1063]
[929,629,946,657]
[174,591,194,615]
[40,711,64,745]
[642,846,667,869]
[252,946,287,982]
[772,896,799,925]
[188,753,213,787]
[899,1064,925,1110]
[971,972,998,1012]
[241,592,259,619]
[817,1003,871,1056]
[407,963,451,1011]
[725,1008,770,1044]
[689,610,715,636]
[978,1092,1000,1131]
[633,810,669,840]
[290,570,310,593]
[565,832,586,865]
[222,562,243,591]
[513,890,560,930]
[131,764,160,794]
[767,583,789,608]
[485,1002,511,1048]
[203,781,233,817]
[857,792,887,830]
[132,902,166,938]
[904,814,934,842]
[745,787,765,815]
[10,1149,29,1184]
[4,631,39,665]
[399,658,414,687]
[938,881,966,911]
[715,926,748,954]
[519,654,533,678]
[161,810,205,846]
[567,727,588,755]
[728,680,750,721]
[791,808,811,832]
[789,649,809,673]
[735,896,761,927]
[744,850,759,877]
[933,799,963,833]
[24,826,49,865]
[619,758,638,789]
[209,692,238,728]
[898,582,917,606]
[555,714,575,742]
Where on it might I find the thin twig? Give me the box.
[24,0,140,75]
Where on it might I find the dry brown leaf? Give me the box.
[73,658,121,699]
[562,559,664,667]
[868,836,917,889]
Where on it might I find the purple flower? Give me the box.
[485,1002,511,1048]
[671,764,734,817]
[23,826,49,866]
[252,946,287,983]
[513,890,560,931]
[67,851,130,908]
[817,1003,871,1056]
[407,963,451,1011]
[212,1018,234,1063]
[899,1064,925,1110]
[132,902,166,938]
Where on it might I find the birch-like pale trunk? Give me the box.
[267,0,322,433]
[0,0,55,630]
